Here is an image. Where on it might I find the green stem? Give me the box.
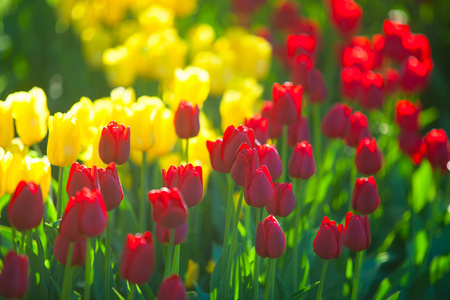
[105,213,111,300]
[281,125,288,183]
[293,179,303,289]
[164,230,174,278]
[349,166,357,212]
[61,242,75,299]
[32,143,43,157]
[254,208,262,300]
[127,282,135,300]
[263,259,272,300]
[312,104,322,163]
[184,138,189,163]
[20,231,26,254]
[270,259,277,300]
[171,244,180,276]
[316,260,329,300]
[223,175,235,262]
[57,166,64,220]
[350,251,364,300]
[84,238,92,300]
[11,227,17,252]
[140,151,147,232]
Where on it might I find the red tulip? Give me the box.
[385,68,399,94]
[8,181,43,231]
[60,188,108,242]
[98,162,123,211]
[345,111,371,147]
[342,46,374,71]
[355,138,383,175]
[313,216,343,260]
[288,116,311,147]
[257,144,283,181]
[265,182,295,217]
[383,19,411,61]
[272,82,303,125]
[221,125,255,170]
[261,101,282,139]
[162,164,203,207]
[206,139,229,173]
[399,56,433,92]
[119,231,155,284]
[344,212,371,251]
[321,103,352,139]
[66,162,99,198]
[341,66,362,99]
[288,141,316,180]
[174,100,200,139]
[329,0,363,36]
[98,121,130,165]
[54,234,86,267]
[245,113,269,144]
[231,0,266,16]
[255,215,286,258]
[291,54,313,91]
[358,71,385,110]
[148,187,188,229]
[352,177,380,214]
[308,68,328,103]
[398,130,425,165]
[270,0,300,33]
[155,221,188,245]
[157,275,187,300]
[403,33,431,62]
[230,143,260,187]
[0,251,28,298]
[423,129,450,171]
[372,34,385,69]
[287,34,317,58]
[244,165,274,208]
[395,100,421,131]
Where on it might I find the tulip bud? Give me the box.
[98,121,130,165]
[155,221,188,245]
[245,114,269,145]
[345,111,371,147]
[206,138,230,173]
[265,182,295,217]
[308,68,328,103]
[395,100,421,131]
[54,234,86,267]
[157,275,187,300]
[321,103,352,139]
[60,188,108,241]
[47,112,80,167]
[313,216,343,260]
[162,164,203,207]
[221,125,255,170]
[8,181,43,231]
[423,129,450,171]
[255,214,286,258]
[244,165,274,208]
[0,251,28,298]
[288,141,316,180]
[358,71,384,110]
[257,144,283,181]
[148,187,188,228]
[174,100,200,139]
[261,101,282,139]
[272,82,303,125]
[288,116,311,148]
[230,143,260,187]
[329,0,362,36]
[120,231,155,284]
[352,177,380,214]
[355,138,383,175]
[344,212,371,251]
[67,162,99,198]
[98,163,123,211]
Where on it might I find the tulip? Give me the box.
[162,164,203,207]
[157,275,187,300]
[155,221,188,245]
[398,130,425,164]
[342,46,374,72]
[313,216,343,260]
[372,34,385,69]
[3,138,26,195]
[270,1,300,32]
[173,66,210,108]
[352,177,380,214]
[66,162,99,198]
[355,138,383,175]
[102,46,136,88]
[423,129,450,171]
[98,163,123,211]
[0,149,13,197]
[272,82,303,125]
[261,101,282,139]
[54,234,86,267]
[257,144,283,181]
[206,138,229,173]
[24,155,52,202]
[383,20,411,61]
[321,103,352,139]
[290,54,313,90]
[119,231,155,284]
[47,112,81,167]
[221,125,255,170]
[236,34,271,80]
[287,34,317,59]
[174,100,200,139]
[244,165,274,208]
[329,0,362,36]
[265,182,295,217]
[8,181,43,231]
[344,212,371,251]
[308,68,328,103]
[230,143,260,187]
[385,68,399,94]
[341,67,362,100]
[0,251,28,298]
[255,214,286,258]
[60,188,108,242]
[288,116,311,147]
[0,101,13,148]
[395,100,421,131]
[399,56,433,93]
[148,187,188,228]
[288,141,316,180]
[358,71,385,110]
[345,111,371,147]
[244,114,269,145]
[98,121,130,165]
[187,24,215,57]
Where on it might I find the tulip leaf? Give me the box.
[288,281,319,300]
[112,287,126,300]
[429,253,450,284]
[386,291,401,300]
[414,230,428,265]
[0,194,10,220]
[374,278,391,300]
[411,161,435,213]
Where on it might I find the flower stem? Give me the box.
[281,125,288,182]
[61,242,75,299]
[11,227,17,252]
[351,251,364,300]
[57,166,64,220]
[316,260,329,300]
[105,213,111,300]
[312,104,322,163]
[20,230,27,254]
[263,259,272,300]
[140,151,147,232]
[293,179,303,289]
[164,229,175,278]
[184,138,189,163]
[84,238,92,300]
[223,175,235,263]
[254,208,262,300]
[171,244,180,276]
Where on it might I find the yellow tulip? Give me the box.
[3,138,27,195]
[103,45,136,88]
[192,51,234,95]
[146,106,177,161]
[24,155,51,201]
[124,32,150,77]
[0,101,14,148]
[68,97,95,148]
[138,5,174,33]
[173,66,210,109]
[155,0,197,16]
[185,260,199,289]
[70,1,99,35]
[235,34,272,80]
[79,126,107,169]
[188,24,216,57]
[92,98,114,128]
[47,112,81,167]
[0,148,13,197]
[81,26,113,69]
[110,87,136,107]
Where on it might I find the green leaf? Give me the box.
[411,161,435,213]
[429,252,450,284]
[0,194,10,219]
[386,291,401,300]
[414,230,428,265]
[419,107,439,128]
[374,278,391,300]
[112,287,126,300]
[288,281,319,300]
[138,283,156,300]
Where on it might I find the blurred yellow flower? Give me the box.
[138,5,174,33]
[110,87,136,107]
[185,259,199,289]
[3,138,27,195]
[205,259,215,274]
[103,45,136,88]
[192,51,234,95]
[92,98,114,128]
[154,0,197,16]
[0,148,13,197]
[70,1,99,35]
[68,97,95,148]
[0,101,14,148]
[147,106,177,161]
[173,66,210,109]
[47,112,81,167]
[24,155,51,202]
[81,26,113,69]
[79,126,107,169]
[124,32,150,78]
[235,35,271,79]
[188,24,216,58]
